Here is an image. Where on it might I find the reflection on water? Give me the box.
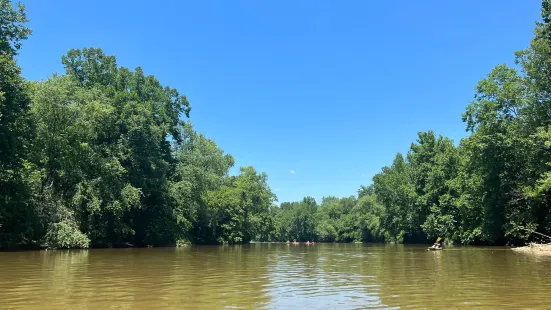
[1,244,551,309]
[264,245,390,309]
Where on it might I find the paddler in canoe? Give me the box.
[429,237,443,250]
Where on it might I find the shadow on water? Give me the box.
[1,244,551,309]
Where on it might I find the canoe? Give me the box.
[428,247,443,251]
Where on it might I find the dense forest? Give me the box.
[2,1,551,249]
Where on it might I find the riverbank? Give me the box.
[0,242,177,252]
[0,239,531,252]
[512,243,551,255]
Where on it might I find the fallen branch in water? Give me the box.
[527,230,551,240]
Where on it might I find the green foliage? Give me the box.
[353,193,384,242]
[0,0,31,56]
[273,197,318,242]
[3,0,551,248]
[0,0,275,248]
[44,219,90,250]
[316,196,358,242]
[0,0,35,249]
[372,153,416,243]
[408,131,460,242]
[199,166,276,244]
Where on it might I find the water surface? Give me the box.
[1,244,550,309]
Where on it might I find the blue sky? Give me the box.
[18,0,541,204]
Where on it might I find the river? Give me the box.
[1,243,550,309]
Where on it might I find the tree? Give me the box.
[0,0,35,248]
[274,197,318,242]
[201,166,276,244]
[407,131,460,242]
[353,193,385,242]
[372,153,417,243]
[170,122,234,244]
[317,196,358,242]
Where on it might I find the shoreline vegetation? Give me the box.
[3,1,551,251]
[4,240,530,253]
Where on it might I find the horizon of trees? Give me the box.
[2,1,551,249]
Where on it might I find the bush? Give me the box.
[44,220,90,249]
[176,239,191,247]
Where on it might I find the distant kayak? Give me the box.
[428,247,443,251]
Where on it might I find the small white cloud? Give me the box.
[274,188,281,192]
[290,170,295,174]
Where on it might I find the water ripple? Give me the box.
[1,244,551,309]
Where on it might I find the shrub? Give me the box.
[44,220,90,249]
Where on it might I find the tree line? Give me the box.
[0,1,276,249]
[269,1,551,246]
[2,1,551,249]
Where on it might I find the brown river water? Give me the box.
[1,243,550,309]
